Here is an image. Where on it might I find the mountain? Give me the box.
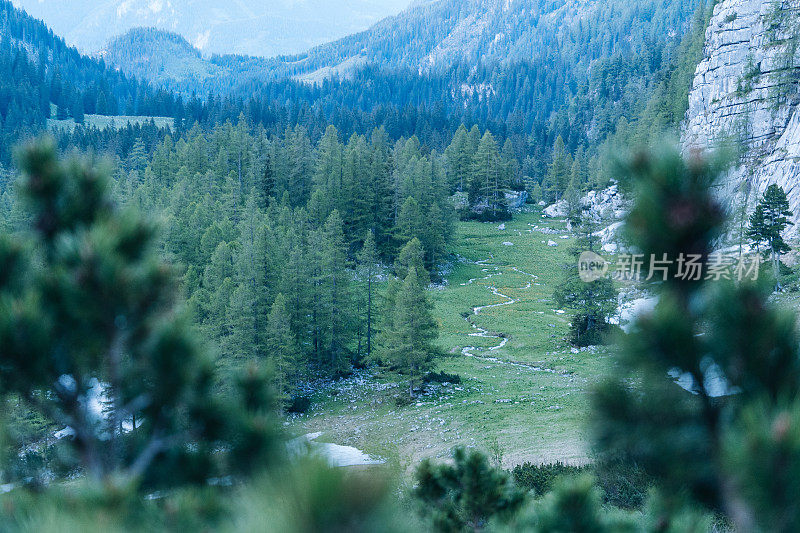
[101,28,226,86]
[683,0,800,234]
[292,0,703,76]
[93,0,708,176]
[9,0,412,57]
[101,0,705,92]
[0,0,181,161]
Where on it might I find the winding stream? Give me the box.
[459,256,569,376]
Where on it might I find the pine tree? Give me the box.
[553,209,618,346]
[414,447,525,532]
[593,147,800,531]
[747,184,794,291]
[356,231,380,360]
[380,239,439,396]
[265,293,300,401]
[0,140,276,487]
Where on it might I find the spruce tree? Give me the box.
[747,183,794,291]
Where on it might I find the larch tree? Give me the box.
[265,293,300,402]
[319,210,353,373]
[356,231,380,360]
[380,239,439,396]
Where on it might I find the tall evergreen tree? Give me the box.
[547,136,572,200]
[265,293,300,401]
[356,231,380,360]
[379,239,439,396]
[747,184,794,291]
[553,209,618,346]
[319,210,352,373]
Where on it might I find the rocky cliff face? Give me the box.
[684,0,800,235]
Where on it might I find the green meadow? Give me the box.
[294,210,615,473]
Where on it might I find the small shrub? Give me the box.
[461,207,513,222]
[394,395,415,408]
[424,371,462,385]
[287,396,311,414]
[415,447,525,531]
[568,313,620,347]
[594,455,653,510]
[511,461,591,497]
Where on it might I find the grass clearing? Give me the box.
[48,114,174,132]
[292,209,615,474]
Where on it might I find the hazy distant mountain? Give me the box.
[9,0,412,57]
[102,28,227,86]
[296,0,699,74]
[100,0,702,93]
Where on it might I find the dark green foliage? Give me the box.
[512,459,650,511]
[378,239,442,396]
[0,480,232,532]
[589,455,652,511]
[518,475,637,532]
[424,371,462,385]
[286,396,312,415]
[0,139,277,488]
[414,447,525,532]
[355,231,380,362]
[232,460,411,533]
[593,146,800,531]
[511,462,592,498]
[747,184,794,290]
[602,2,715,193]
[553,211,618,347]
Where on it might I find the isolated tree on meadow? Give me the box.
[554,208,618,347]
[747,183,793,291]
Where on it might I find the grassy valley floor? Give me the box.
[291,210,615,474]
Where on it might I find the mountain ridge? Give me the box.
[100,0,704,94]
[10,0,412,58]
